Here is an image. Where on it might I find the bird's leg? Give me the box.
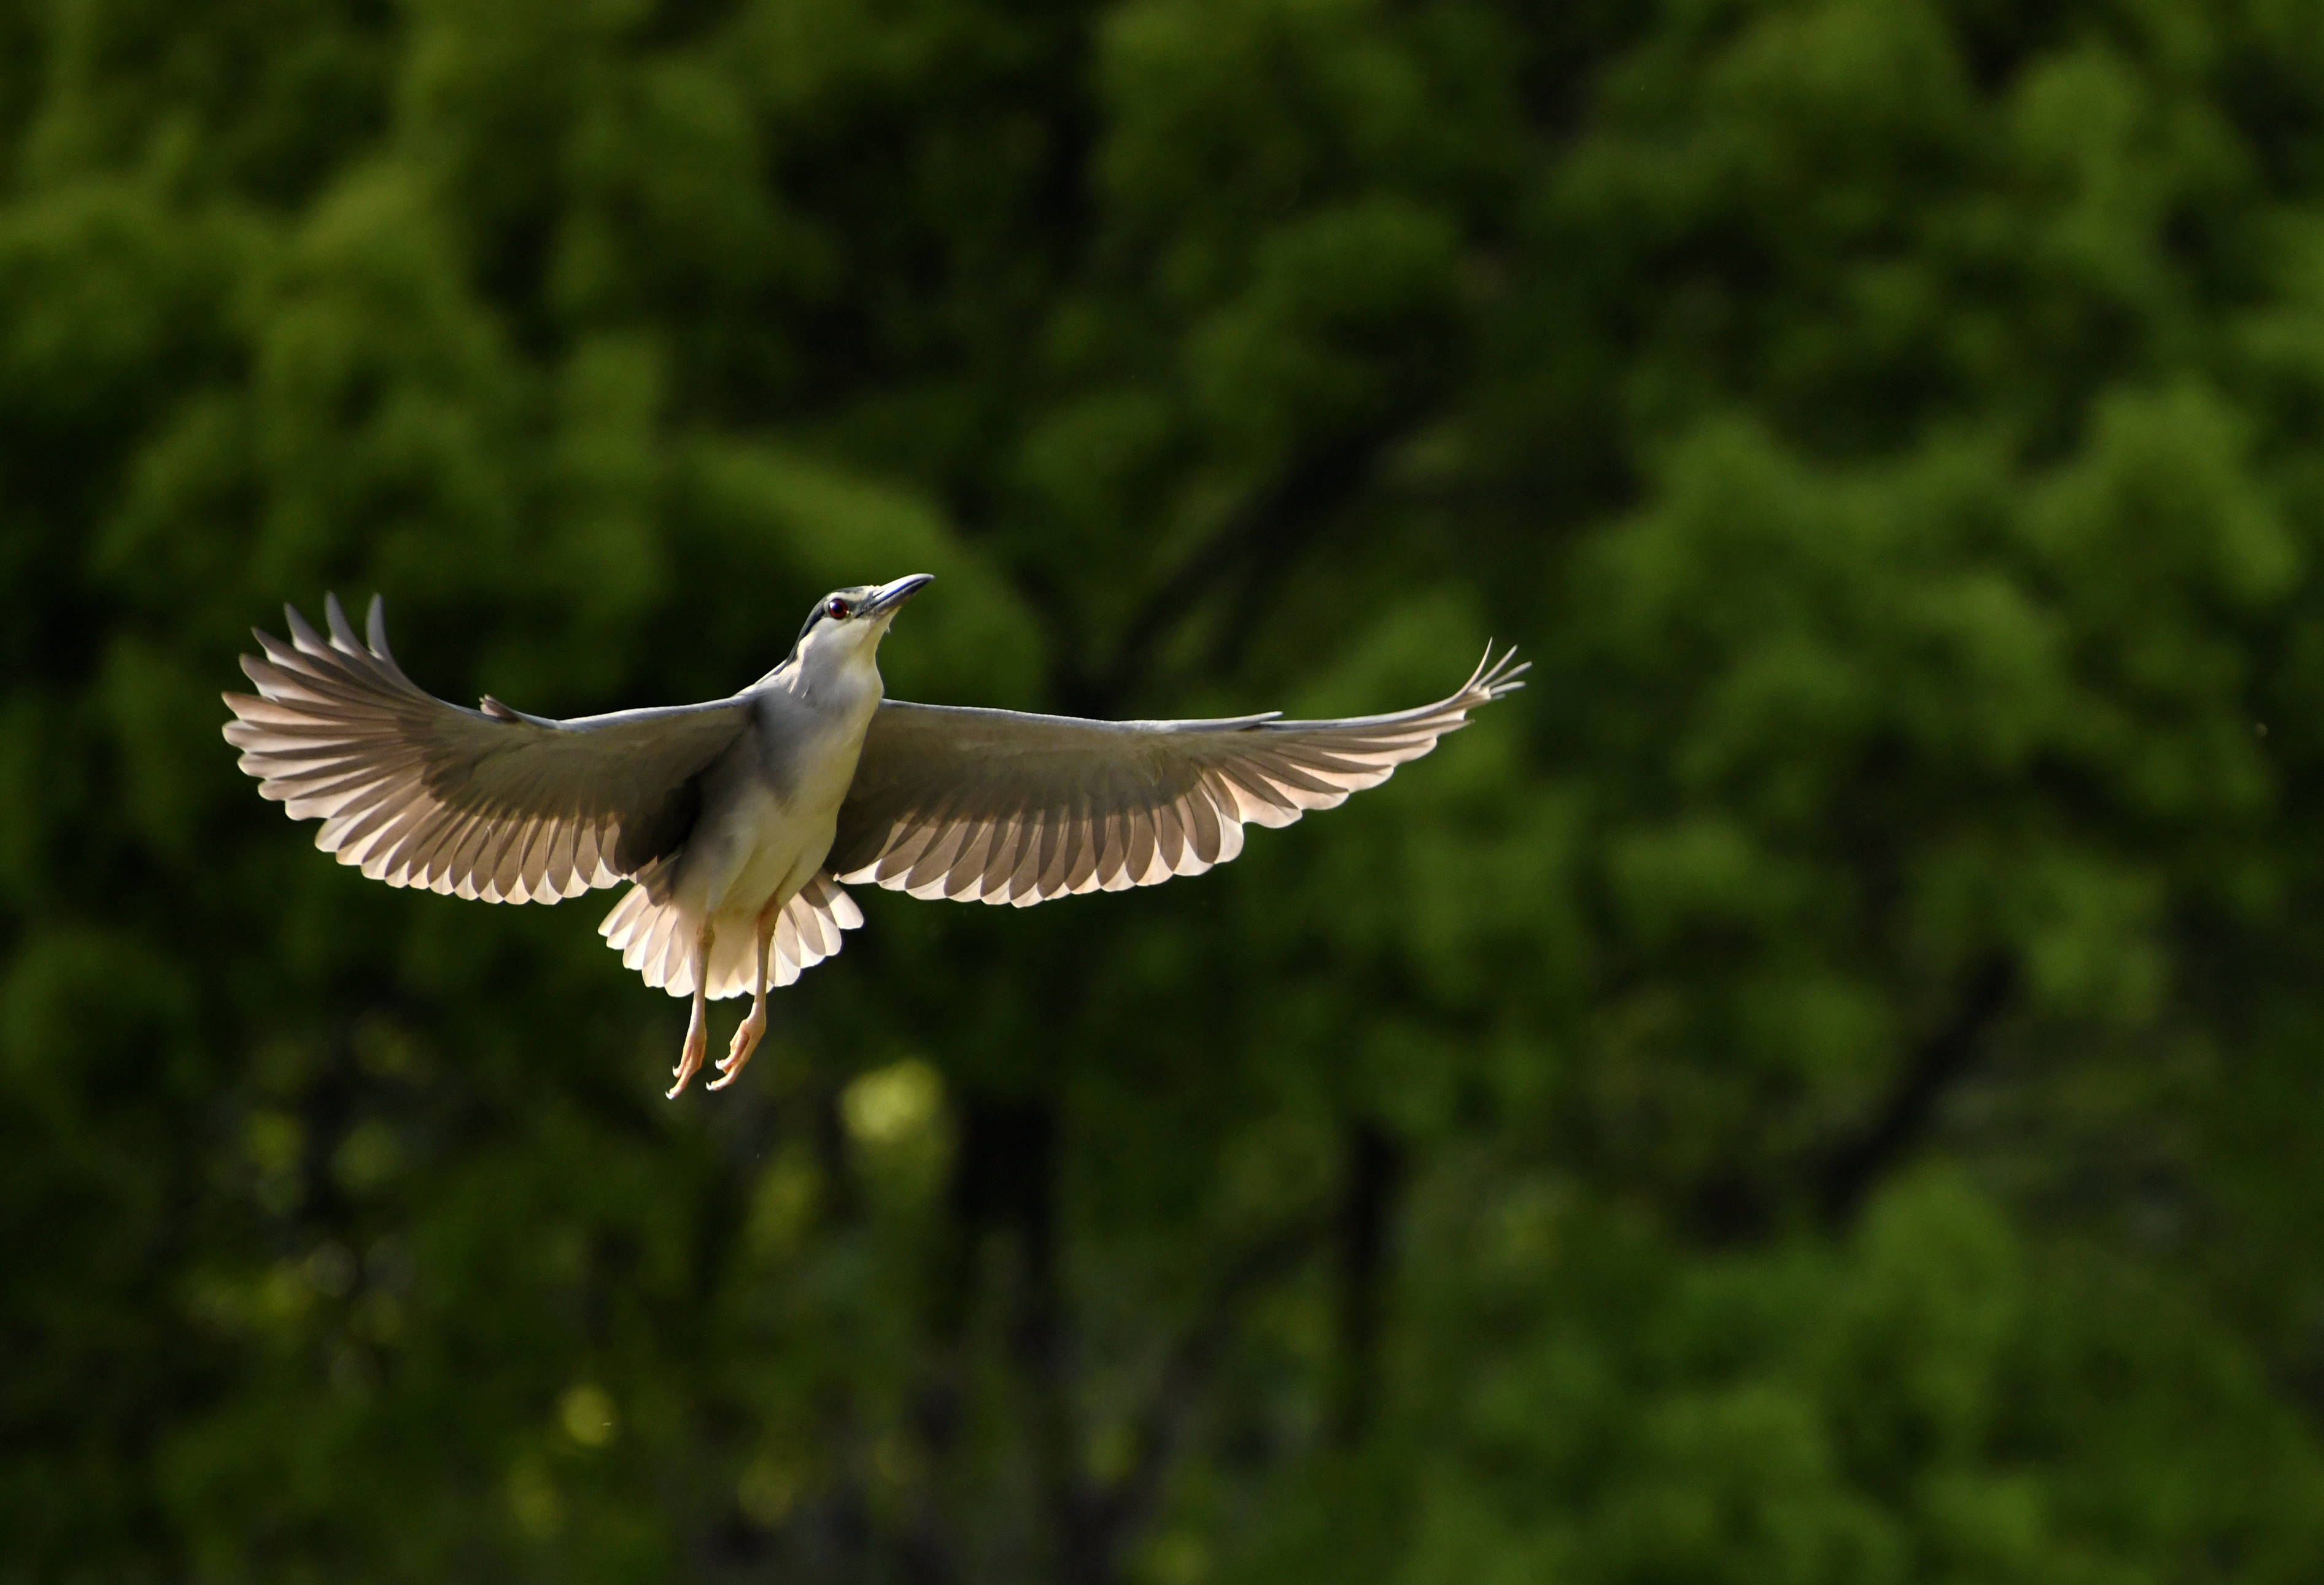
[667,917,715,1099]
[709,899,779,1091]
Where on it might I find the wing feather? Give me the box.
[1096,802,1131,892]
[943,818,994,901]
[1150,796,1184,877]
[1185,783,1223,868]
[223,594,751,903]
[1018,807,1053,898]
[829,646,1524,906]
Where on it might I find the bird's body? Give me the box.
[594,601,894,1083]
[679,633,885,919]
[224,577,1524,1094]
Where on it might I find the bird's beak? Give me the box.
[862,573,934,617]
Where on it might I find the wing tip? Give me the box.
[1468,641,1528,703]
[366,594,393,661]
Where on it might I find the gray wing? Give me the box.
[828,646,1526,906]
[222,594,752,904]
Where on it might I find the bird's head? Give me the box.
[788,573,934,681]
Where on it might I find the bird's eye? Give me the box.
[825,598,850,619]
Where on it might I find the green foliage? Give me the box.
[6,0,2324,1579]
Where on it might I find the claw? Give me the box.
[707,1007,764,1091]
[667,1013,708,1098]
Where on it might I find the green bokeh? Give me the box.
[6,0,2324,1579]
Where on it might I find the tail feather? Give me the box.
[772,910,801,988]
[599,883,653,949]
[598,871,866,999]
[703,925,756,1001]
[654,905,692,992]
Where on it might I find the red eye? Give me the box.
[826,598,850,619]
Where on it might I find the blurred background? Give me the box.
[7,0,2324,1579]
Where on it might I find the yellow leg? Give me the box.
[709,900,778,1091]
[667,917,715,1098]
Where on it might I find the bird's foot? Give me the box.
[707,1006,765,1091]
[667,1013,710,1099]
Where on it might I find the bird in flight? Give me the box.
[223,578,1525,1095]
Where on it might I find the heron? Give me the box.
[223,578,1525,1095]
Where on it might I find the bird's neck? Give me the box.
[784,644,885,717]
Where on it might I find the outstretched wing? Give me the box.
[827,647,1525,907]
[223,594,752,904]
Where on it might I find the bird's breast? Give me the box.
[757,687,878,813]
[677,696,876,917]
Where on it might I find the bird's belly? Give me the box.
[675,777,840,920]
[669,689,876,921]
[678,720,873,920]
